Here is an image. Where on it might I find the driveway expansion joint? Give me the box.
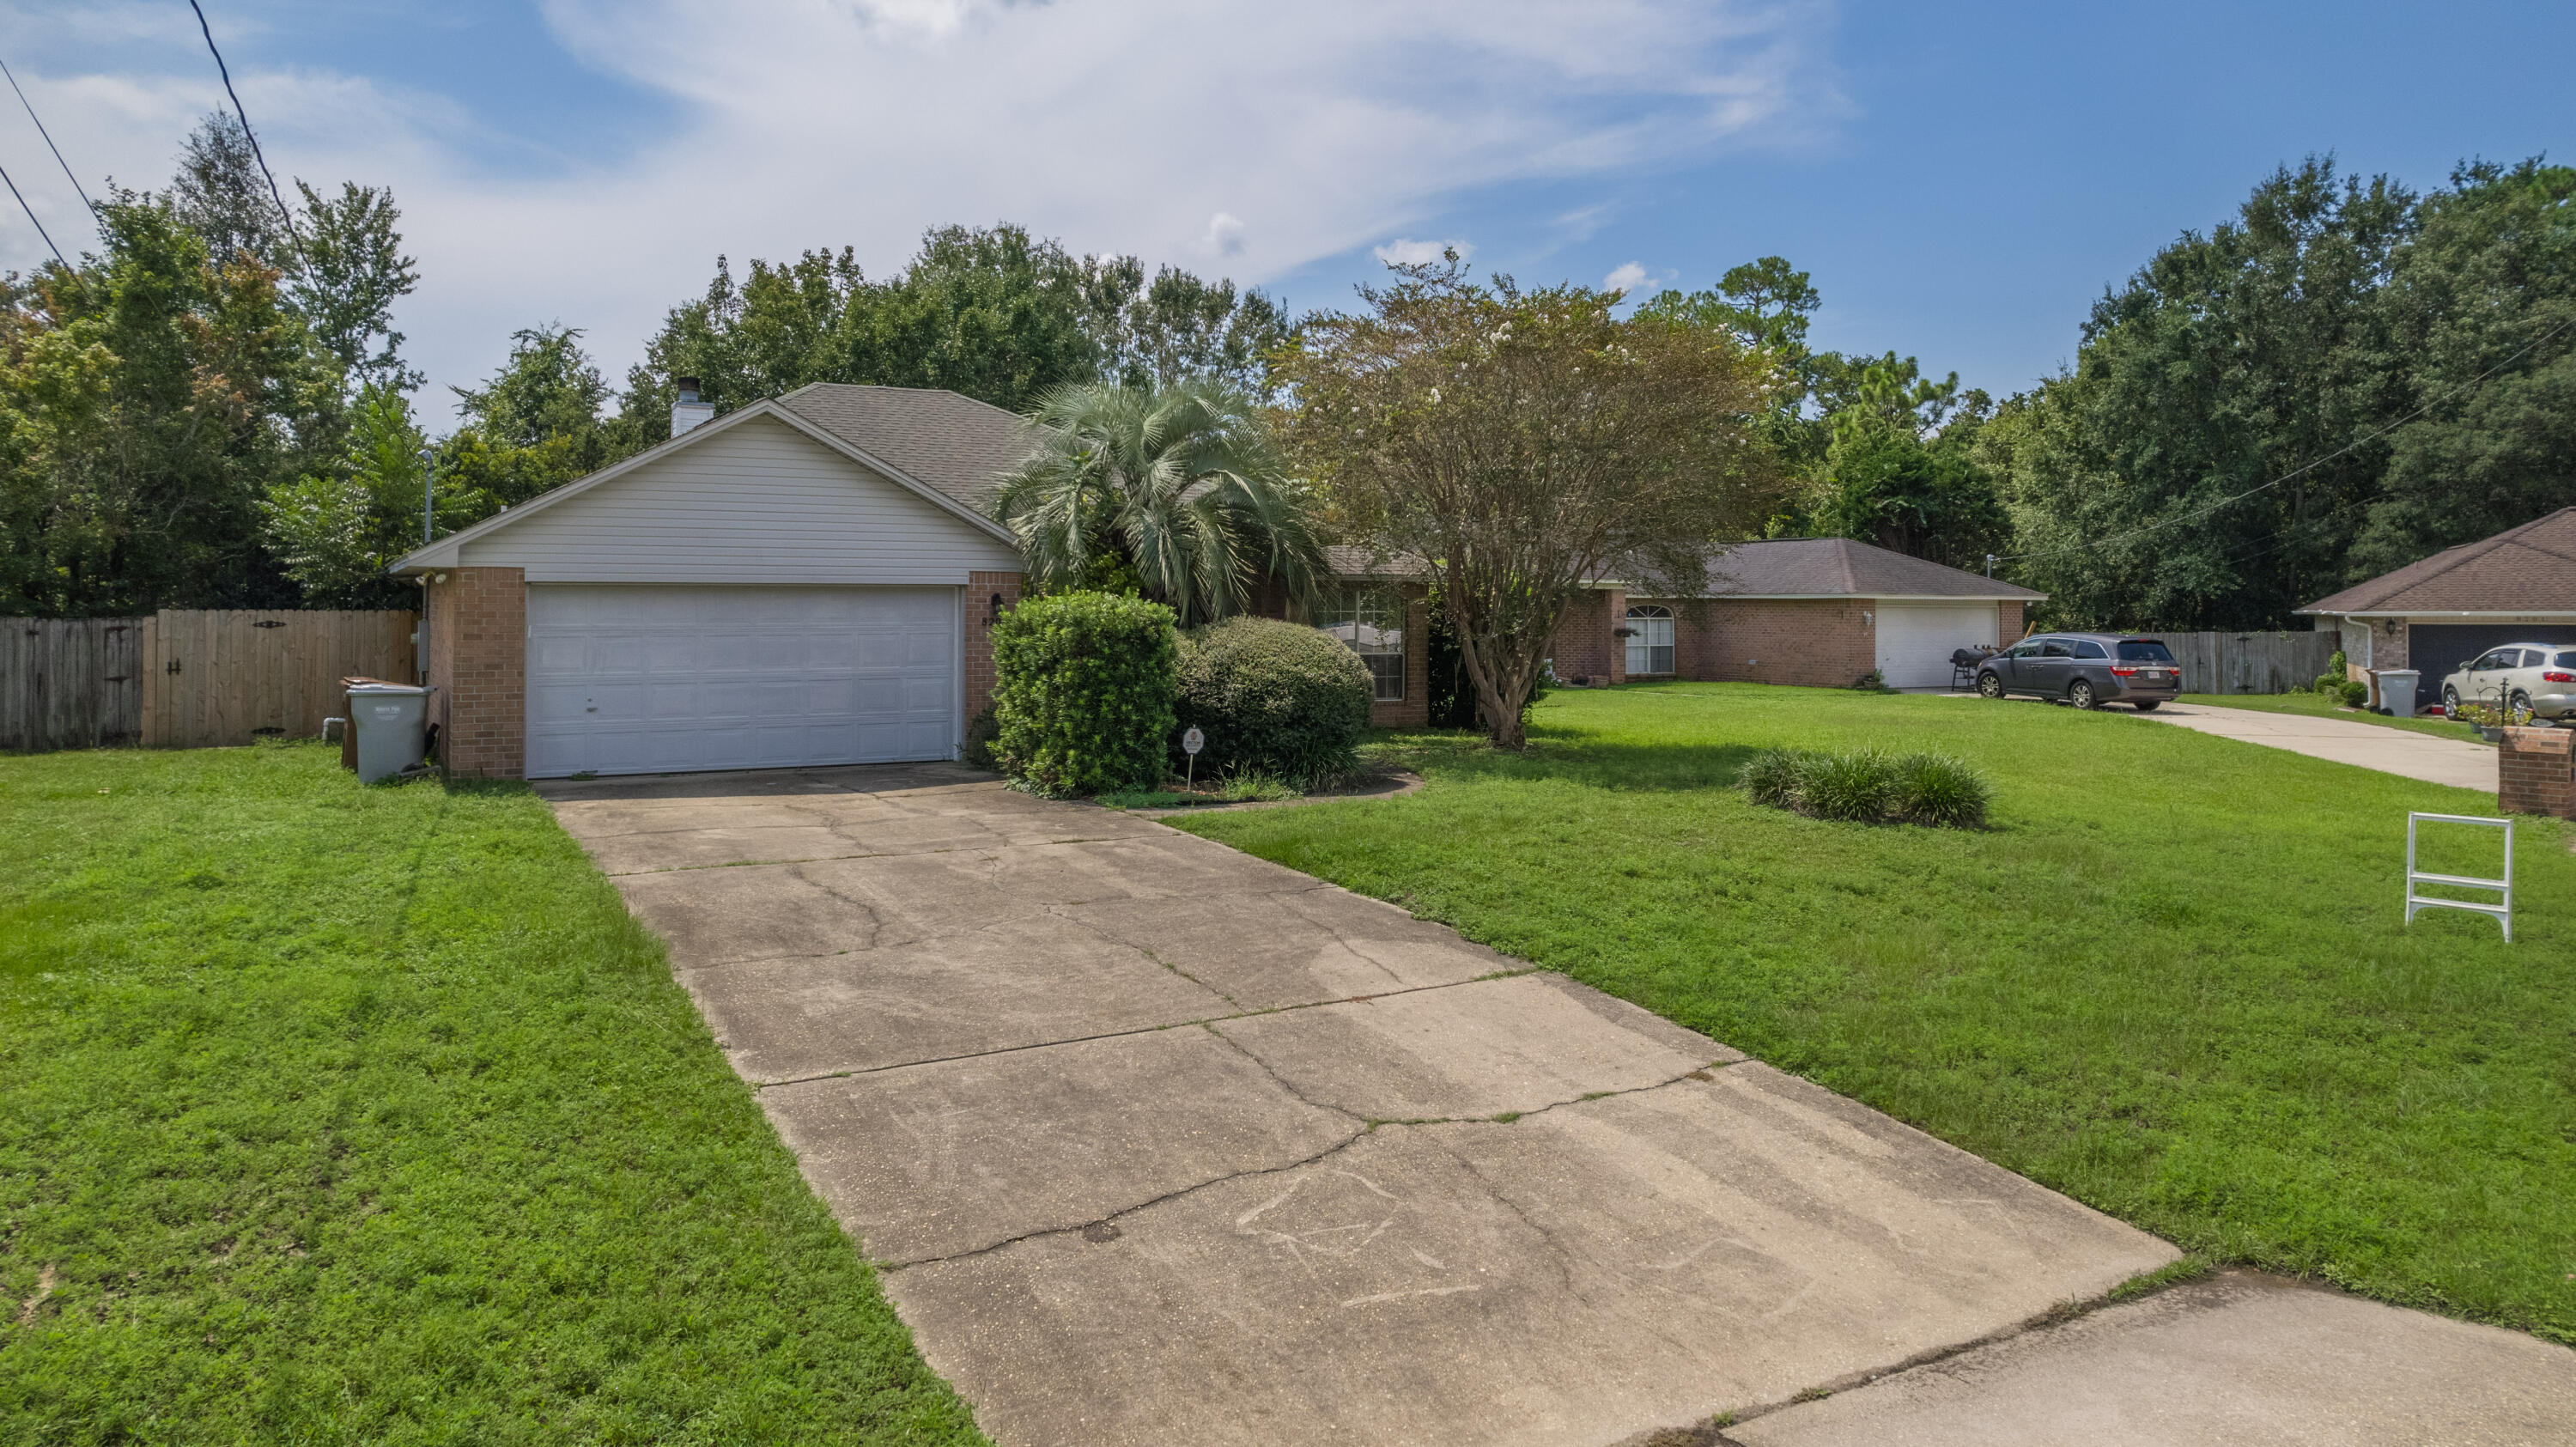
[745,965,1557,1090]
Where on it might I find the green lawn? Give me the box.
[1176,683,2576,1343]
[0,743,983,1446]
[2180,689,2486,742]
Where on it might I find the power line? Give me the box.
[0,154,66,267]
[186,0,290,222]
[1998,307,2576,567]
[0,53,93,213]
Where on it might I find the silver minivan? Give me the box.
[2440,643,2576,720]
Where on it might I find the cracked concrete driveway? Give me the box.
[541,763,2178,1445]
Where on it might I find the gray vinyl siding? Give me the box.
[457,414,1022,583]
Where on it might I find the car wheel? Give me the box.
[2444,685,2462,714]
[2512,690,2532,714]
[2132,700,2160,712]
[1977,671,2004,699]
[2069,679,2098,710]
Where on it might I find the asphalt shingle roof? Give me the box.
[774,384,1039,511]
[1322,546,1432,581]
[2302,508,2576,614]
[1695,537,2043,599]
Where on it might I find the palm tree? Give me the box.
[991,380,1327,626]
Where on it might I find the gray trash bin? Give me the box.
[2372,668,2420,715]
[346,683,431,782]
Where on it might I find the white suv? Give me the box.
[2440,643,2576,720]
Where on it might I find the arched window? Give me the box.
[1625,605,1674,676]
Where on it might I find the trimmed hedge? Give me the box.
[1737,745,1990,829]
[991,591,1179,797]
[1175,617,1374,785]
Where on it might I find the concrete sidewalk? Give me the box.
[1728,1269,2576,1447]
[2133,702,2498,791]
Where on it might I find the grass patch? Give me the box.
[1176,683,2576,1342]
[0,743,983,1444]
[2178,690,2486,743]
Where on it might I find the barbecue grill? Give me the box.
[1950,645,1996,690]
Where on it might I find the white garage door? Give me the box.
[526,586,957,777]
[1874,602,2000,691]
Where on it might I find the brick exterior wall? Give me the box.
[1548,588,1628,687]
[1696,599,1879,688]
[423,567,526,779]
[1999,600,2026,643]
[964,570,1023,726]
[2499,726,2575,818]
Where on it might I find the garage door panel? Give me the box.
[1875,603,2000,691]
[526,585,957,778]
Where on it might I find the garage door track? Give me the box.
[539,763,2181,1444]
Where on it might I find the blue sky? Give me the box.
[3,1,2567,417]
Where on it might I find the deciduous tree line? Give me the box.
[0,115,1291,615]
[5,116,2567,665]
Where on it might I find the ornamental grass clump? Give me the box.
[1793,748,1898,822]
[1738,747,1803,809]
[1737,745,1989,829]
[1888,751,1990,829]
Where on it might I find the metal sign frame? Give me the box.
[2404,812,2514,941]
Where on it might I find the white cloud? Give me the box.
[1373,237,1473,266]
[6,0,1844,409]
[1602,261,1650,294]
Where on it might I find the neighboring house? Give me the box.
[2300,508,2576,714]
[392,382,1426,779]
[1549,537,2044,691]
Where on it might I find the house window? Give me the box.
[1625,605,1675,676]
[1321,587,1406,702]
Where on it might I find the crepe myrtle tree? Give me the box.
[1278,256,1777,746]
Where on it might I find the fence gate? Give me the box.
[140,610,417,749]
[0,617,145,751]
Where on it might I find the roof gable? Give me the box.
[390,387,1024,574]
[2303,508,2576,614]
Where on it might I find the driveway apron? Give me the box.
[2136,702,2498,791]
[542,763,2176,1444]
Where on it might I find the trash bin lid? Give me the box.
[345,683,428,695]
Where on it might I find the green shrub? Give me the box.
[1174,616,1373,786]
[959,705,999,769]
[990,591,1179,797]
[1889,752,1990,829]
[2337,678,2369,708]
[1795,749,1898,822]
[1740,745,1989,829]
[1738,747,1804,808]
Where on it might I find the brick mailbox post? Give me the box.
[2498,727,2576,818]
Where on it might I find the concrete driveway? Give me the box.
[536,763,2573,1444]
[2135,702,2497,791]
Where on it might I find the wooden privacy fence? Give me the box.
[2152,629,2337,695]
[2,617,145,751]
[1,610,416,752]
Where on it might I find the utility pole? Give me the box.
[421,447,435,544]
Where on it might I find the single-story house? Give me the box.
[2300,507,2576,713]
[391,382,1426,778]
[1546,537,2044,691]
